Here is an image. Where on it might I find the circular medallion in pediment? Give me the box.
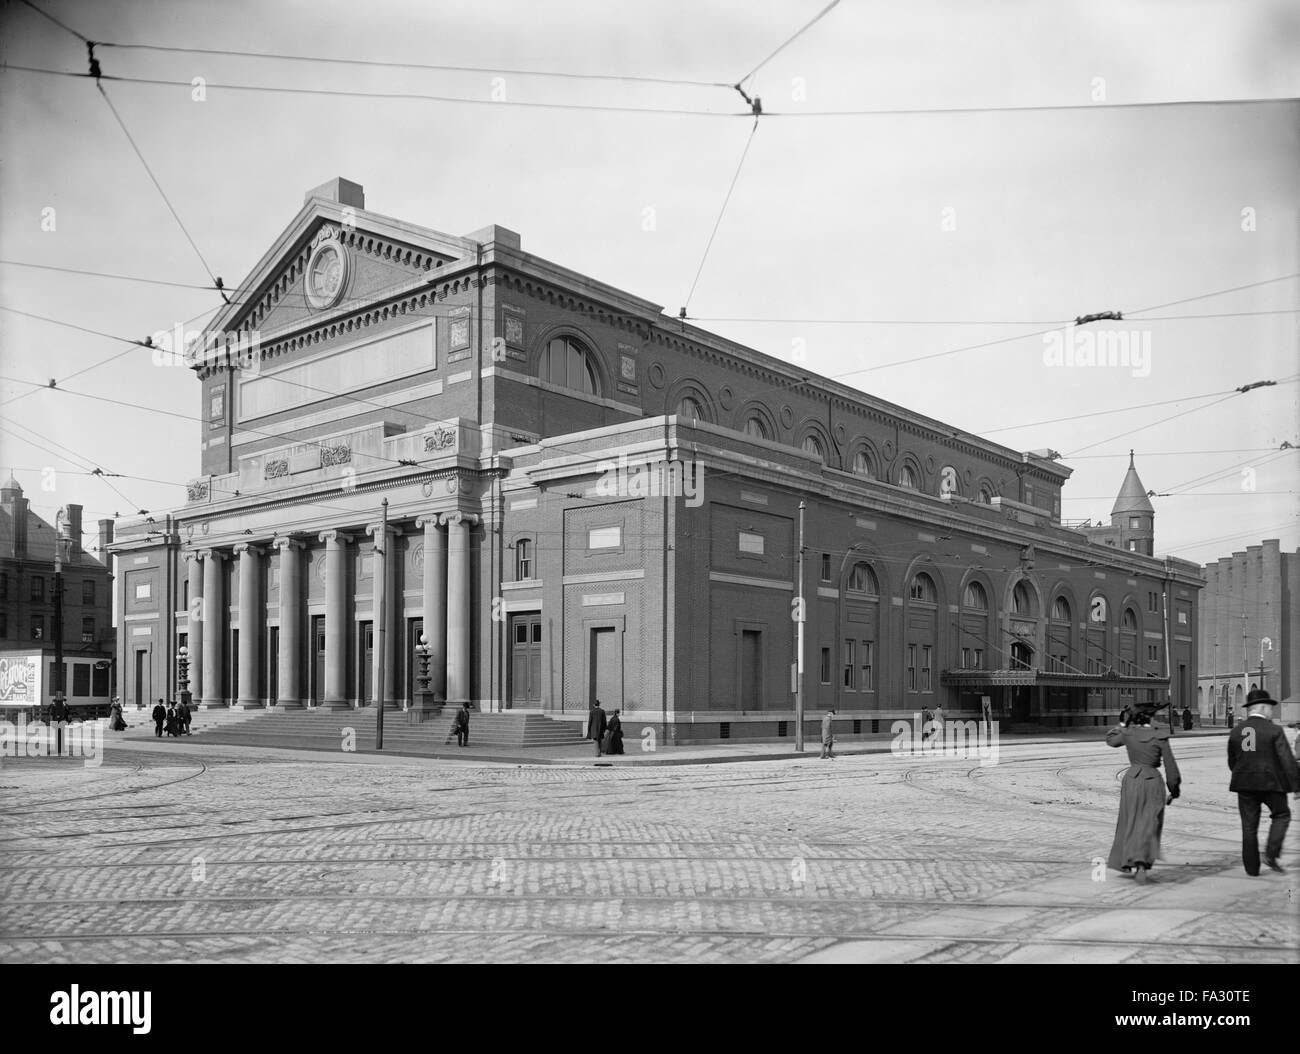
[305,232,350,310]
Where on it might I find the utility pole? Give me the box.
[374,498,388,751]
[795,500,806,752]
[1211,639,1217,724]
[52,508,67,723]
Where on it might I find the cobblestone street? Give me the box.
[1,734,1295,964]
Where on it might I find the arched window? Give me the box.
[743,415,769,440]
[515,539,533,581]
[963,581,988,610]
[977,483,995,504]
[802,435,825,460]
[677,396,705,422]
[1122,608,1138,632]
[847,562,879,595]
[1051,596,1071,621]
[909,572,936,603]
[540,336,599,395]
[899,464,919,489]
[852,450,875,479]
[1012,581,1033,616]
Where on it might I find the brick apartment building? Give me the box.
[1,476,115,714]
[109,178,1202,741]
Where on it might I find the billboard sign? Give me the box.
[0,654,42,705]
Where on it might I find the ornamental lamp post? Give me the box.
[1259,636,1272,694]
[177,645,191,707]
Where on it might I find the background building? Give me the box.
[1198,539,1299,724]
[0,476,115,716]
[110,180,1202,740]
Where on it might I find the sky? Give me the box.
[0,0,1297,564]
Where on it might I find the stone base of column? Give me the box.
[201,699,229,709]
[275,698,305,710]
[236,699,266,710]
[322,698,353,711]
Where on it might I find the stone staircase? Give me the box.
[185,706,587,752]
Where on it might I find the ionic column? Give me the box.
[200,549,227,708]
[365,521,402,710]
[319,530,353,709]
[415,514,447,700]
[273,536,305,708]
[184,551,204,702]
[234,543,264,709]
[445,512,478,704]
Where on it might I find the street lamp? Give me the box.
[177,645,191,707]
[1259,636,1272,693]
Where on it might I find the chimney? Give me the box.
[304,178,365,210]
[97,518,114,558]
[64,504,83,560]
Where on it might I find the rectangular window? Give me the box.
[907,644,917,691]
[209,383,226,429]
[72,664,90,697]
[1128,541,1137,551]
[738,531,764,555]
[0,572,6,601]
[860,642,873,691]
[1130,517,1140,529]
[1176,610,1188,626]
[842,640,855,688]
[82,579,95,604]
[819,647,831,685]
[588,526,621,550]
[961,647,970,669]
[134,581,151,601]
[974,648,984,670]
[516,540,533,580]
[820,554,831,582]
[31,576,44,602]
[81,617,95,643]
[921,646,932,692]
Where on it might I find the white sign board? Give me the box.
[0,654,42,705]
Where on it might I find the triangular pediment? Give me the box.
[201,198,478,348]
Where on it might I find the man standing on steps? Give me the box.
[1228,689,1300,876]
[452,702,471,747]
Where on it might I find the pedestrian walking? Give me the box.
[930,704,946,749]
[108,699,128,732]
[49,697,69,755]
[1106,703,1181,883]
[165,701,179,737]
[603,709,624,755]
[444,702,471,747]
[178,698,192,735]
[587,700,608,757]
[1181,706,1193,732]
[920,706,934,742]
[152,698,167,738]
[820,708,835,759]
[1227,689,1300,876]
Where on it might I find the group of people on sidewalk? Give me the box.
[586,701,624,756]
[1106,688,1300,883]
[150,698,192,737]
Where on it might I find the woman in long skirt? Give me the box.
[1106,707,1181,883]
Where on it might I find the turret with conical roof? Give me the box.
[1110,450,1154,555]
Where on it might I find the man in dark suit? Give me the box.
[1228,689,1300,875]
[587,701,607,757]
[152,699,167,738]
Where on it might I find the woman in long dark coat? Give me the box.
[1106,707,1181,882]
[604,710,624,755]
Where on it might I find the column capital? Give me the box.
[415,513,444,530]
[273,535,306,552]
[365,522,405,539]
[319,530,354,546]
[195,548,227,562]
[233,542,265,557]
[444,512,480,528]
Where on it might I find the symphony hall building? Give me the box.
[111,178,1203,740]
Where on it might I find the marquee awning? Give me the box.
[941,669,1169,690]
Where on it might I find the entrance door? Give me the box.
[740,630,761,708]
[589,626,623,710]
[268,627,279,705]
[360,622,374,705]
[509,613,542,708]
[312,616,326,706]
[134,650,146,707]
[1010,642,1033,722]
